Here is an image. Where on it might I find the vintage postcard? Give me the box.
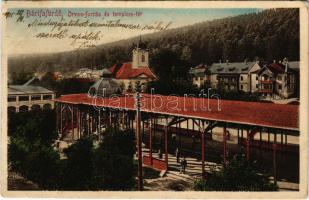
[1,1,308,199]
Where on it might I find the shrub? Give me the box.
[193,154,277,191]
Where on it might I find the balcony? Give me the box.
[258,89,273,93]
[260,80,273,84]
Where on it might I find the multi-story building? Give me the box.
[190,64,210,88]
[8,85,55,113]
[190,59,298,99]
[257,60,298,98]
[247,62,263,93]
[74,68,104,81]
[210,61,256,92]
[190,60,258,92]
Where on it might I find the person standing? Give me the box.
[183,157,187,174]
[175,147,180,163]
[158,149,162,159]
[180,158,184,174]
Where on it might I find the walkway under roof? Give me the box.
[54,93,299,132]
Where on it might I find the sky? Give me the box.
[5,8,262,55]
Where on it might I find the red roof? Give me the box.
[108,62,156,79]
[54,93,299,131]
[266,63,285,74]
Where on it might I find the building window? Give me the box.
[256,76,258,81]
[256,84,258,88]
[19,96,29,101]
[43,95,52,100]
[8,96,16,102]
[240,85,243,90]
[277,75,282,81]
[195,77,198,81]
[31,95,41,101]
[278,85,282,90]
[141,55,145,62]
[8,106,16,114]
[43,104,52,110]
[240,76,243,81]
[31,104,41,111]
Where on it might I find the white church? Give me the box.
[108,40,156,92]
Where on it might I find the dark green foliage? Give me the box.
[60,138,95,190]
[8,110,60,189]
[146,79,199,96]
[8,111,136,191]
[10,71,34,85]
[56,78,94,95]
[8,136,31,173]
[23,72,95,96]
[145,48,199,95]
[193,154,277,191]
[134,81,142,93]
[8,110,58,145]
[8,9,299,79]
[150,48,189,81]
[23,145,61,189]
[38,73,95,96]
[142,167,160,179]
[93,127,136,190]
[211,89,261,102]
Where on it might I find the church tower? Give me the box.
[132,37,149,69]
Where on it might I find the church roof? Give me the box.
[209,62,255,74]
[88,77,122,97]
[108,62,156,79]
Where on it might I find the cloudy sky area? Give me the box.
[6,8,262,55]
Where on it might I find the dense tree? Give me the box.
[93,127,136,190]
[8,9,299,81]
[23,145,60,189]
[8,110,57,145]
[193,154,277,191]
[60,138,95,190]
[8,110,136,191]
[10,71,34,85]
[134,81,142,93]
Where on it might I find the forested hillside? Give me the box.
[8,8,299,77]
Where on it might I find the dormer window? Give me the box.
[141,55,145,62]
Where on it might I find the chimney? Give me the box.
[226,59,229,65]
[244,58,248,64]
[273,59,276,63]
[219,59,222,64]
[283,57,288,65]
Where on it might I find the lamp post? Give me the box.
[135,92,143,191]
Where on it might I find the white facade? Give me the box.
[249,73,259,92]
[8,85,55,113]
[8,93,55,113]
[239,74,249,92]
[132,48,149,68]
[210,74,218,89]
[75,68,103,80]
[192,76,207,88]
[118,75,152,92]
[248,62,263,93]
